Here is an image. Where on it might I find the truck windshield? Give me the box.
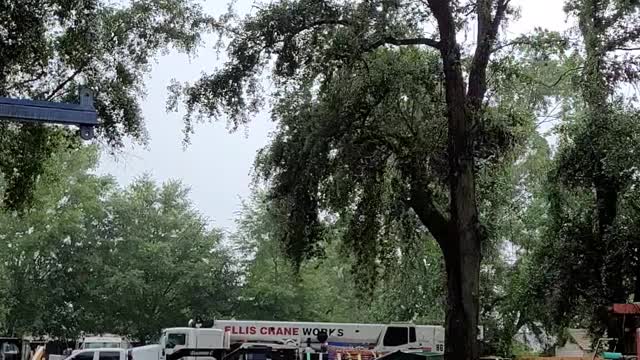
[167,334,186,348]
[383,327,409,347]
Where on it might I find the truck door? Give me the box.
[162,331,188,360]
[72,350,96,360]
[409,327,417,346]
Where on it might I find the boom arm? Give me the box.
[0,88,98,140]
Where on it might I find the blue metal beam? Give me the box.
[0,96,97,126]
[0,88,98,139]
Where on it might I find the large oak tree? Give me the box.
[172,1,526,359]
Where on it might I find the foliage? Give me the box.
[477,132,554,356]
[527,0,640,336]
[0,0,215,210]
[171,15,537,278]
[232,191,444,324]
[232,159,555,355]
[0,141,114,337]
[0,146,239,341]
[231,194,307,320]
[90,177,239,343]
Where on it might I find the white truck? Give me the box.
[64,348,129,360]
[207,320,445,354]
[133,320,482,360]
[130,328,228,360]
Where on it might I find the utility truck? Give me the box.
[206,320,445,354]
[153,320,462,360]
[135,320,483,360]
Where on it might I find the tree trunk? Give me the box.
[444,105,482,360]
[444,239,481,360]
[578,0,628,317]
[580,0,628,309]
[422,1,503,359]
[594,178,618,243]
[441,28,482,360]
[634,257,640,302]
[595,180,628,310]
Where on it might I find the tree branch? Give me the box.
[491,38,532,53]
[45,64,88,101]
[307,19,352,28]
[536,66,583,89]
[477,0,493,49]
[7,72,47,92]
[44,20,134,101]
[152,280,177,317]
[602,5,630,28]
[606,29,640,52]
[368,36,441,51]
[408,182,450,252]
[467,0,510,104]
[426,0,457,47]
[492,35,569,54]
[485,0,511,44]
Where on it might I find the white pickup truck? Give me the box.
[64,348,129,360]
[79,335,131,350]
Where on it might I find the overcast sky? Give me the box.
[97,0,568,232]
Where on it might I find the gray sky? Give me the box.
[97,0,568,232]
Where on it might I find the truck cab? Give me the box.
[373,325,444,354]
[373,324,482,354]
[157,328,228,360]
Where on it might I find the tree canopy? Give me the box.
[523,0,640,340]
[0,145,238,342]
[0,0,216,210]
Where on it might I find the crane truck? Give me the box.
[150,320,450,360]
[137,320,483,360]
[208,320,445,353]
